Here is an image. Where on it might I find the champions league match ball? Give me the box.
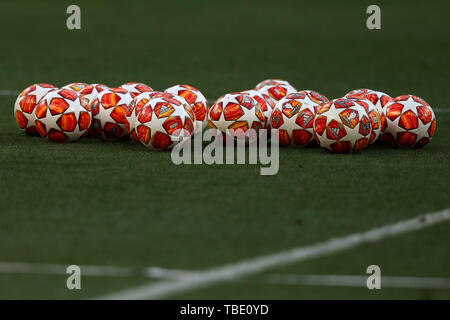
[134,95,195,150]
[362,90,393,132]
[314,98,372,153]
[270,93,317,147]
[62,82,89,93]
[90,87,134,140]
[255,79,297,105]
[118,82,153,98]
[208,92,265,142]
[124,91,153,142]
[383,95,436,148]
[79,84,110,137]
[346,97,381,144]
[241,89,275,128]
[165,84,209,133]
[34,88,91,142]
[345,88,372,99]
[79,84,110,105]
[297,90,329,110]
[14,83,57,135]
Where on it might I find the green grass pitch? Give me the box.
[0,0,449,299]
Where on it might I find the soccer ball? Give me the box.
[79,84,110,105]
[118,82,153,98]
[297,90,329,109]
[135,97,195,150]
[314,98,372,153]
[345,88,373,99]
[148,91,195,120]
[90,88,134,140]
[208,93,265,141]
[283,91,324,113]
[362,90,392,132]
[62,82,89,93]
[148,91,180,99]
[241,89,275,128]
[34,88,91,142]
[124,91,153,142]
[146,91,197,131]
[165,84,209,133]
[270,94,317,146]
[79,84,110,137]
[148,91,194,110]
[255,79,296,91]
[255,79,297,104]
[14,83,57,135]
[383,95,436,148]
[346,97,381,144]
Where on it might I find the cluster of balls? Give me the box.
[14,82,208,150]
[14,79,437,153]
[208,80,437,152]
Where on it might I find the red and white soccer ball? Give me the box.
[314,98,372,153]
[34,88,91,142]
[90,88,134,140]
[118,82,153,98]
[297,90,329,109]
[79,84,110,137]
[148,91,194,109]
[149,92,195,117]
[241,89,275,128]
[14,83,57,135]
[134,97,195,150]
[284,91,325,113]
[255,79,297,104]
[362,90,392,132]
[346,97,381,144]
[345,88,373,99]
[270,94,317,146]
[62,82,89,93]
[165,84,209,133]
[255,79,296,91]
[382,95,436,148]
[79,84,110,105]
[125,91,153,142]
[208,93,265,141]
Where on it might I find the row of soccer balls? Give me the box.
[14,82,207,149]
[208,80,437,152]
[14,79,437,152]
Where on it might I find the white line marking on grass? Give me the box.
[144,267,197,280]
[265,274,450,289]
[0,262,195,280]
[96,208,450,300]
[0,262,134,277]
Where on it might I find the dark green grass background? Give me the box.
[0,0,449,299]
